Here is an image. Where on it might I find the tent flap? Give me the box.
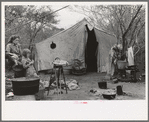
[94,28,117,73]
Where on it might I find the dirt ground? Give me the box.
[5,72,145,101]
[43,72,145,100]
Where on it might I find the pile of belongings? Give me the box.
[51,79,80,90]
[89,88,104,96]
[72,59,87,75]
[89,88,117,100]
[66,79,80,90]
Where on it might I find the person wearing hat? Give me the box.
[5,35,22,68]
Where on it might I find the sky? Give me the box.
[51,5,86,29]
[49,2,146,29]
[4,2,145,29]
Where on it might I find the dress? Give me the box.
[21,56,37,77]
[6,43,21,56]
[6,43,22,64]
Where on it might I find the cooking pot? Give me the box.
[102,89,116,100]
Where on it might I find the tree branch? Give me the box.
[123,5,142,37]
[137,22,145,36]
[130,17,141,42]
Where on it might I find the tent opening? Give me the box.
[85,25,98,72]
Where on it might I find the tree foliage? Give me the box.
[5,5,62,52]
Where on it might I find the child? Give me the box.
[21,48,38,77]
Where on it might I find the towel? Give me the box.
[127,47,134,66]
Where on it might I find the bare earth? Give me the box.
[5,72,145,101]
[44,72,145,100]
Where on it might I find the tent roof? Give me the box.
[36,18,116,45]
[36,18,91,45]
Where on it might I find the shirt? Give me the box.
[6,43,21,56]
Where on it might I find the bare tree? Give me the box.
[70,5,145,57]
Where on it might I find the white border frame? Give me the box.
[1,2,148,120]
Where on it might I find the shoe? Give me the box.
[6,92,14,97]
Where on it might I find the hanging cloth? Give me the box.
[127,46,134,66]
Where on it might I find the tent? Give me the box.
[35,18,117,73]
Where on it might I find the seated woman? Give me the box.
[21,48,38,77]
[5,35,22,68]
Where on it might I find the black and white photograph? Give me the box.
[1,1,148,120]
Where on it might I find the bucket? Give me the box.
[98,82,107,89]
[12,77,40,95]
[116,85,123,95]
[117,60,128,69]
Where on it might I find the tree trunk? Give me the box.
[122,36,125,54]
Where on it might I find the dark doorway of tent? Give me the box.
[85,25,98,72]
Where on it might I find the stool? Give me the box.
[47,64,68,96]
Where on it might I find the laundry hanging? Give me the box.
[127,46,134,66]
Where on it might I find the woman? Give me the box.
[108,44,123,78]
[21,48,38,77]
[5,35,22,67]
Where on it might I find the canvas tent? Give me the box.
[35,18,117,73]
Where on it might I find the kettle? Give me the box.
[50,41,56,49]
